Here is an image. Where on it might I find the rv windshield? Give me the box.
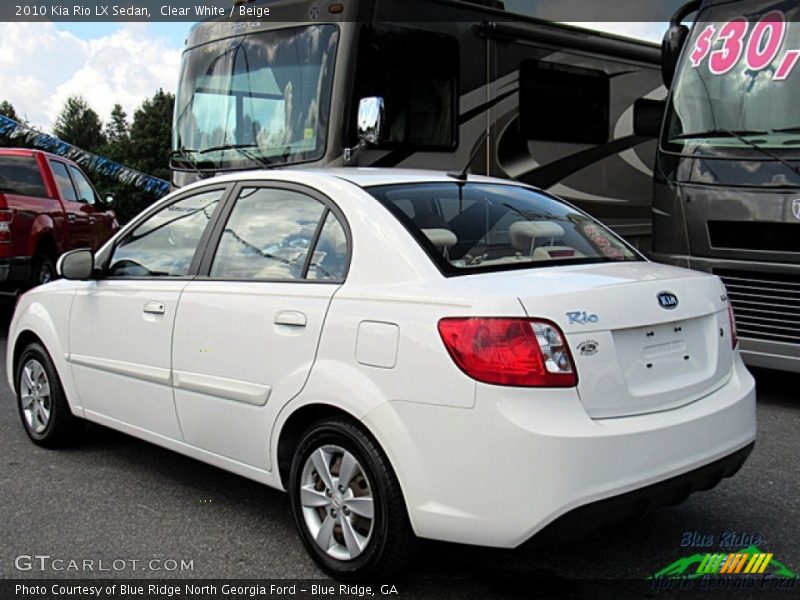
[663,2,800,155]
[173,25,338,169]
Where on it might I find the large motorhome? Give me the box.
[653,0,800,372]
[171,0,666,246]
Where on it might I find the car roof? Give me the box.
[196,168,523,190]
[0,147,76,163]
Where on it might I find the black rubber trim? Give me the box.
[523,441,755,547]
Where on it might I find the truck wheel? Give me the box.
[29,253,56,288]
[289,418,415,580]
[16,342,83,448]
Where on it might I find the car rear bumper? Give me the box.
[363,354,756,548]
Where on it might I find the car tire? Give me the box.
[16,342,83,448]
[289,417,415,580]
[29,252,56,288]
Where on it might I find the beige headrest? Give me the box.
[509,221,565,251]
[423,228,458,249]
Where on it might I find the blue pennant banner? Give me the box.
[0,115,171,198]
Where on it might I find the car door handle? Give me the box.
[67,214,77,223]
[143,301,165,315]
[274,311,306,327]
[88,217,96,224]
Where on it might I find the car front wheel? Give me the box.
[289,418,415,580]
[16,342,83,447]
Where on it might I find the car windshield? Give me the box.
[367,182,640,275]
[664,1,800,155]
[173,25,339,169]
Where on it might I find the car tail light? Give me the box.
[438,317,577,387]
[0,210,12,243]
[728,304,738,350]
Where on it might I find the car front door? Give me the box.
[172,183,350,469]
[68,164,116,249]
[68,187,227,438]
[48,160,91,250]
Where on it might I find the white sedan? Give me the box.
[7,169,756,580]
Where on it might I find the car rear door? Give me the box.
[171,182,349,469]
[48,159,91,250]
[68,186,228,438]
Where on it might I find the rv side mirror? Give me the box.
[345,97,386,165]
[661,0,702,88]
[357,96,385,145]
[57,248,95,280]
[634,98,666,138]
[661,24,689,88]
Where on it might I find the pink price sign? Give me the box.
[690,10,800,81]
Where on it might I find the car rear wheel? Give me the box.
[16,342,83,448]
[29,253,56,288]
[289,418,415,580]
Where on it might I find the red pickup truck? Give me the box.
[0,148,118,292]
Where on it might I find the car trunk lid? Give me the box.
[504,262,734,418]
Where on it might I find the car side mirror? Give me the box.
[633,98,666,138]
[57,249,95,280]
[344,97,385,165]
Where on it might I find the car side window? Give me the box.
[211,187,326,281]
[108,189,223,278]
[68,166,97,205]
[49,161,78,202]
[307,212,348,281]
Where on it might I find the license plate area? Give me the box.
[614,317,715,397]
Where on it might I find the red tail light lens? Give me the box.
[0,210,12,244]
[438,317,577,387]
[728,304,738,350]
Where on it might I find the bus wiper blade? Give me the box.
[673,129,800,177]
[169,147,206,177]
[670,129,767,141]
[197,144,273,167]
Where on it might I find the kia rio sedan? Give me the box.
[7,169,756,579]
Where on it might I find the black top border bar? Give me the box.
[5,0,800,23]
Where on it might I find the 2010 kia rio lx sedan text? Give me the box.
[7,169,756,580]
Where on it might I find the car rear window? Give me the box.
[366,182,640,275]
[0,155,48,198]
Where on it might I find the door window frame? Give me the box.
[96,184,232,280]
[196,180,352,284]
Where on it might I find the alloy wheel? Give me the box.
[299,444,375,561]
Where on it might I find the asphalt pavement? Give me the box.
[0,305,797,598]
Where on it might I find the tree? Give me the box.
[0,100,19,121]
[106,89,176,224]
[127,89,175,182]
[105,103,130,145]
[52,95,106,153]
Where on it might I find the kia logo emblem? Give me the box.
[793,199,800,220]
[657,292,679,310]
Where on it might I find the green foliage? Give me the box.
[0,100,34,149]
[52,95,107,153]
[110,89,176,224]
[105,104,130,146]
[0,100,19,121]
